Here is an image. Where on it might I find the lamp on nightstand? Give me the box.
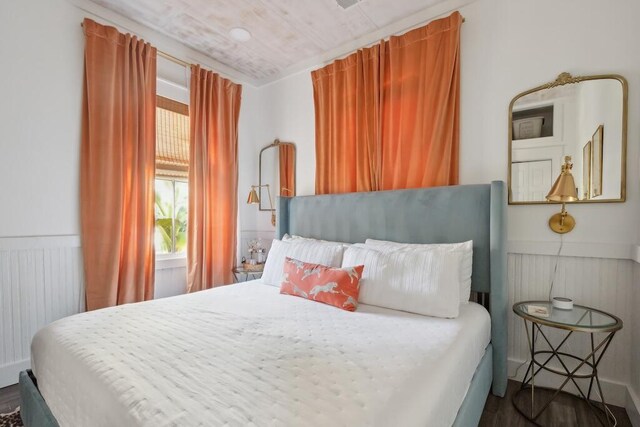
[546,156,579,234]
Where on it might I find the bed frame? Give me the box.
[20,181,507,427]
[276,181,508,426]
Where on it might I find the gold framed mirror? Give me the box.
[508,73,627,205]
[258,139,296,212]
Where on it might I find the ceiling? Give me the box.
[91,0,450,84]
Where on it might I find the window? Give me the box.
[155,96,189,255]
[155,179,188,254]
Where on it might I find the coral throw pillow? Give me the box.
[280,257,364,311]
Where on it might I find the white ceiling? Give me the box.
[90,0,451,84]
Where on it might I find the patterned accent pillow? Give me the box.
[280,257,364,312]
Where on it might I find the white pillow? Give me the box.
[282,234,351,248]
[342,245,462,318]
[364,238,472,304]
[262,239,345,286]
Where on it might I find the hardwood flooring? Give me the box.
[0,384,19,415]
[480,380,632,426]
[0,379,633,425]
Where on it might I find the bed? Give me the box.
[20,181,507,427]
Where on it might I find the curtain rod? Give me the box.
[81,14,464,68]
[80,22,191,68]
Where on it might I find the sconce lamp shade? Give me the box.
[546,159,579,202]
[246,185,276,227]
[247,187,260,204]
[546,156,578,234]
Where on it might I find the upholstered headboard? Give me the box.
[275,181,507,397]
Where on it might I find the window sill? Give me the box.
[156,255,187,270]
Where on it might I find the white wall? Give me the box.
[241,0,640,254]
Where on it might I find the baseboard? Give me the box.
[0,359,30,388]
[508,358,628,407]
[626,387,640,427]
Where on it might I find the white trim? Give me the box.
[626,386,640,427]
[633,245,640,264]
[155,255,187,270]
[508,358,628,407]
[0,234,81,250]
[508,240,633,260]
[0,360,30,388]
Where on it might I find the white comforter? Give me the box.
[32,280,490,427]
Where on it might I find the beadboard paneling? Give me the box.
[508,253,634,406]
[0,236,84,387]
[628,262,640,425]
[154,265,186,299]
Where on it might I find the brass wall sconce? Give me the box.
[546,156,579,234]
[247,184,275,226]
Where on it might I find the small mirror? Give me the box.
[509,73,627,204]
[258,139,296,211]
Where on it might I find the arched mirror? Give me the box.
[258,139,296,212]
[508,73,627,204]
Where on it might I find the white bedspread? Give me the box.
[32,280,490,427]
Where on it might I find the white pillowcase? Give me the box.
[342,244,462,318]
[282,234,351,248]
[364,238,473,304]
[262,239,346,286]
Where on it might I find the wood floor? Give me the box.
[0,384,19,415]
[0,379,633,425]
[480,380,632,426]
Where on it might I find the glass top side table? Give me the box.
[232,266,264,283]
[512,301,623,426]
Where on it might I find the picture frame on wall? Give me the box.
[591,125,604,198]
[582,140,591,200]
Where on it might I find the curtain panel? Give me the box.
[80,18,157,310]
[312,12,462,194]
[312,44,383,194]
[279,144,296,196]
[187,65,242,293]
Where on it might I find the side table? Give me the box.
[512,301,623,426]
[232,266,264,283]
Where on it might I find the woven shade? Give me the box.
[156,96,189,179]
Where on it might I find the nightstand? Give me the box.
[512,301,622,426]
[232,266,264,283]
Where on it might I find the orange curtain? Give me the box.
[312,44,384,194]
[380,12,461,189]
[312,12,462,193]
[187,65,242,292]
[279,144,296,196]
[80,18,157,310]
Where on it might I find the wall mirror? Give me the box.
[508,72,627,204]
[258,139,296,212]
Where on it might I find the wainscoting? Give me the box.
[0,236,84,387]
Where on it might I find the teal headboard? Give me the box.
[276,181,508,397]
